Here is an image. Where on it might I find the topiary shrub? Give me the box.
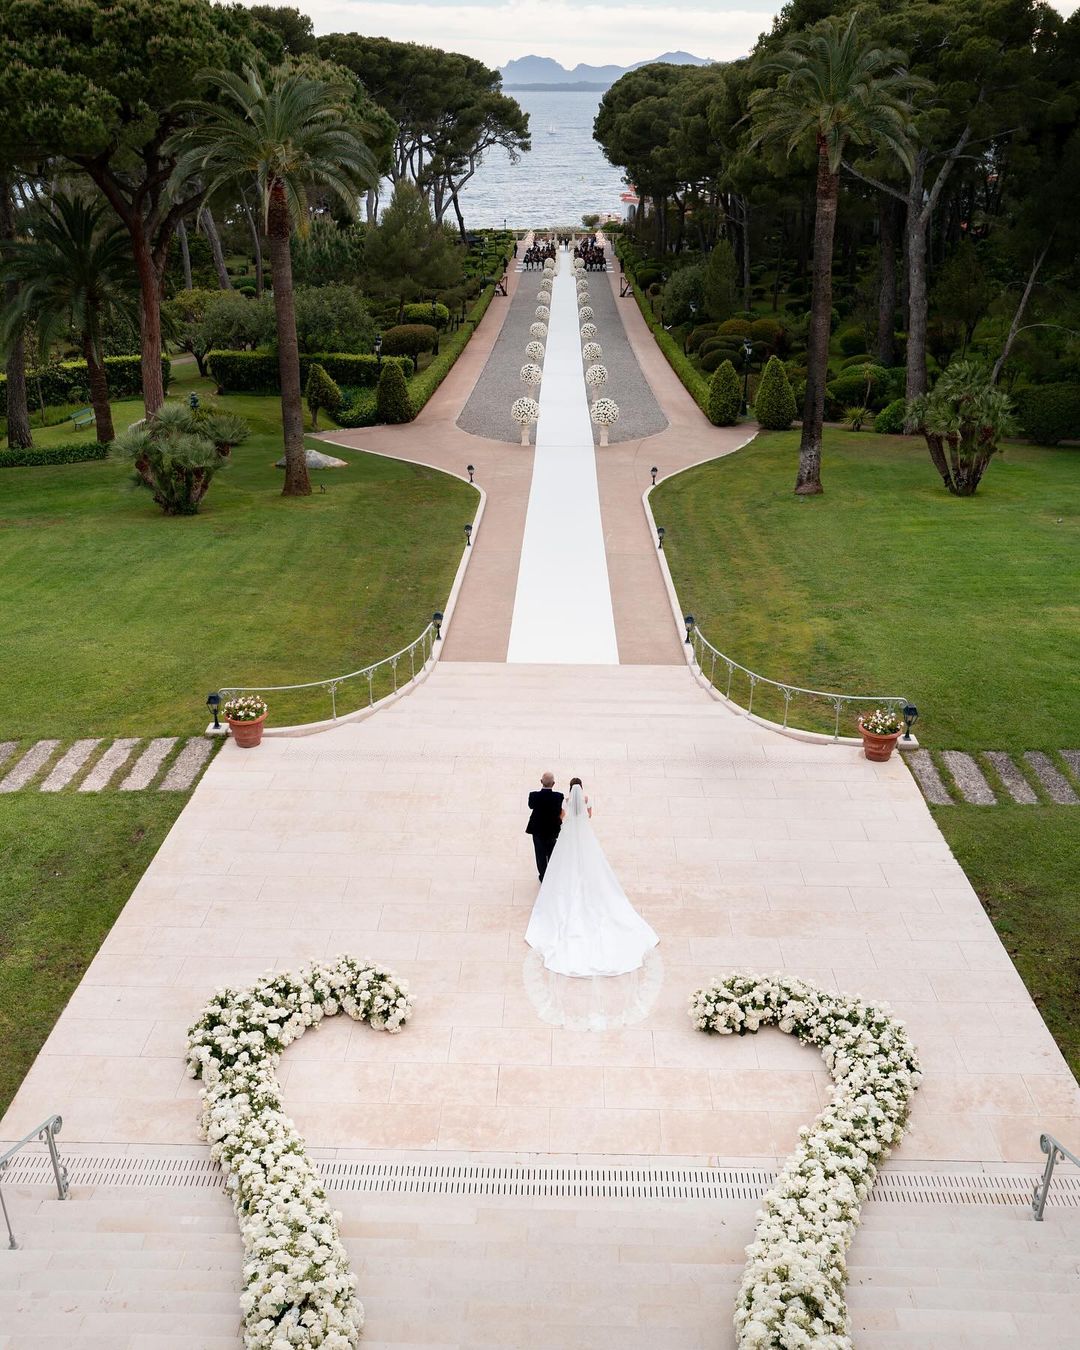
[873,398,907,434]
[706,359,741,426]
[636,265,662,288]
[753,355,798,430]
[305,362,343,429]
[718,318,753,338]
[840,352,872,369]
[401,302,450,329]
[686,325,717,354]
[837,327,867,357]
[1018,383,1080,446]
[379,324,438,370]
[827,363,889,412]
[375,360,412,424]
[700,349,727,374]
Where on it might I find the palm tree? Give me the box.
[170,65,377,497]
[1,193,138,444]
[749,16,923,494]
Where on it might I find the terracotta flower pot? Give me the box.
[228,714,266,748]
[857,719,901,762]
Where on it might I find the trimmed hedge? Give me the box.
[375,362,411,424]
[873,398,907,434]
[402,302,450,329]
[207,349,411,393]
[379,324,438,361]
[0,355,171,417]
[706,360,742,426]
[753,355,798,430]
[0,441,111,468]
[1018,383,1080,446]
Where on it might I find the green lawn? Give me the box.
[0,793,183,1114]
[655,429,1080,1078]
[655,430,1080,750]
[2,364,478,733]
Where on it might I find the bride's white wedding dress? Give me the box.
[525,785,659,977]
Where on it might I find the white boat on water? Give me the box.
[547,125,557,136]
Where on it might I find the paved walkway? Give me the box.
[908,747,1080,806]
[0,736,215,793]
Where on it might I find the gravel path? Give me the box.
[457,264,550,444]
[581,251,667,445]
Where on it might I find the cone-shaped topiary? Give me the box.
[753,355,798,430]
[706,359,741,427]
[305,362,343,430]
[375,360,411,425]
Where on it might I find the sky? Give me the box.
[254,0,1080,69]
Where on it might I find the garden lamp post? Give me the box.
[374,332,383,369]
[742,340,753,414]
[464,523,473,547]
[432,610,444,640]
[206,692,222,729]
[651,466,658,486]
[903,704,919,740]
[684,615,695,644]
[467,464,475,483]
[657,525,666,550]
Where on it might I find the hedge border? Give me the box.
[0,441,111,468]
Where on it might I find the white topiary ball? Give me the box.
[578,306,594,322]
[535,305,550,320]
[537,291,551,306]
[585,363,608,389]
[576,278,589,292]
[582,342,603,361]
[530,322,548,339]
[511,396,540,426]
[543,259,555,272]
[573,258,585,271]
[580,323,598,340]
[525,340,545,361]
[591,397,620,426]
[520,362,543,386]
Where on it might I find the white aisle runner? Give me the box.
[506,255,619,664]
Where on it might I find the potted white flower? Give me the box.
[580,322,598,340]
[511,396,540,445]
[222,694,268,748]
[525,339,545,361]
[534,305,550,320]
[578,305,594,322]
[520,362,543,389]
[590,396,619,446]
[584,363,608,394]
[530,322,548,340]
[857,706,905,761]
[582,342,603,361]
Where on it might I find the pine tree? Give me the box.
[375,360,411,424]
[753,355,798,430]
[706,360,741,426]
[703,239,738,321]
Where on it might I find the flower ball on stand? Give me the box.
[580,322,598,341]
[530,321,548,340]
[520,362,543,391]
[511,396,540,446]
[582,341,603,362]
[578,305,594,323]
[525,339,545,362]
[591,397,620,447]
[585,363,608,398]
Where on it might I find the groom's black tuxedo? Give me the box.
[526,788,563,881]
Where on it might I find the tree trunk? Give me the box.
[177,217,194,290]
[365,188,378,225]
[740,197,751,311]
[450,187,468,244]
[992,238,1052,383]
[0,176,32,448]
[796,143,839,496]
[876,193,899,367]
[200,207,232,290]
[82,331,115,444]
[132,223,166,417]
[904,160,930,412]
[268,181,311,498]
[241,194,264,297]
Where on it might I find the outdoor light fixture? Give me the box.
[651,466,658,486]
[464,523,473,546]
[684,615,695,644]
[432,610,444,640]
[467,464,475,483]
[742,339,754,413]
[657,525,666,549]
[189,392,200,410]
[374,332,383,367]
[206,692,222,729]
[903,704,919,740]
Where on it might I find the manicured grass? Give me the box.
[1,365,477,733]
[654,430,1080,749]
[0,793,182,1115]
[938,806,1080,1080]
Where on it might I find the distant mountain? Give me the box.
[500,51,713,90]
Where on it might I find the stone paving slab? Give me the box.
[79,738,140,792]
[0,739,17,771]
[984,752,1038,805]
[906,750,953,805]
[118,739,177,791]
[159,738,214,792]
[41,739,101,793]
[0,739,60,793]
[1024,751,1079,805]
[942,751,996,805]
[1062,750,1080,782]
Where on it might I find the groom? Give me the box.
[526,772,563,882]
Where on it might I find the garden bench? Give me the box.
[70,407,95,430]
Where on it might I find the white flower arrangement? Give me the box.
[537,284,551,299]
[584,363,608,389]
[511,396,540,425]
[580,323,598,340]
[534,305,550,320]
[222,695,267,723]
[860,706,903,736]
[186,955,414,1349]
[590,397,619,426]
[582,342,603,362]
[578,305,594,322]
[524,340,546,361]
[543,258,555,272]
[688,973,921,1350]
[573,258,585,271]
[530,322,548,340]
[576,278,589,294]
[520,362,543,387]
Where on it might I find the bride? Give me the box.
[525,781,659,977]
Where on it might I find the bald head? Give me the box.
[540,772,555,788]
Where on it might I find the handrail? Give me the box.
[0,1114,69,1249]
[1032,1133,1080,1220]
[689,626,910,741]
[218,621,438,725]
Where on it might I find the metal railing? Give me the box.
[219,621,439,726]
[1,1115,69,1249]
[1032,1133,1079,1220]
[689,626,910,741]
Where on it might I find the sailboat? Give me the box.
[547,124,557,136]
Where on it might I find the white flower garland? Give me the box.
[530,322,548,339]
[590,397,619,426]
[582,342,603,362]
[688,973,921,1350]
[511,396,540,425]
[584,363,608,389]
[524,340,546,361]
[187,955,414,1349]
[580,323,598,341]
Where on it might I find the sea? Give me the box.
[456,89,629,229]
